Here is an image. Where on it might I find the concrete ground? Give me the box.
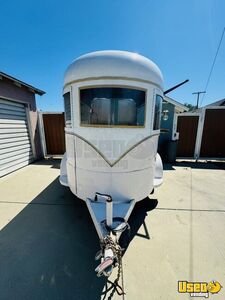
[0,160,225,300]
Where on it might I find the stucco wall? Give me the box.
[0,78,43,159]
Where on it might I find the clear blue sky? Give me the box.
[0,0,224,111]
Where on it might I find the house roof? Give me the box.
[193,98,225,112]
[164,95,189,112]
[0,71,45,96]
[205,98,225,107]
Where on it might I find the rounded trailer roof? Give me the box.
[64,50,163,89]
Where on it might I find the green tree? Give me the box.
[184,103,197,111]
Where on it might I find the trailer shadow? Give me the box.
[0,178,106,300]
[0,171,159,300]
[120,197,158,251]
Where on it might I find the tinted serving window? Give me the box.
[80,87,145,126]
[153,94,163,130]
[63,92,72,127]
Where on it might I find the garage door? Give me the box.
[0,98,33,177]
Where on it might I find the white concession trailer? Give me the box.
[60,50,164,277]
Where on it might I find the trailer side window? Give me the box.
[80,87,145,127]
[64,92,72,127]
[153,95,162,130]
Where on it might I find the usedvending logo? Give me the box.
[178,280,222,298]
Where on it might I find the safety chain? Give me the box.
[102,235,125,298]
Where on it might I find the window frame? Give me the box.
[153,94,163,131]
[63,91,72,128]
[79,85,147,128]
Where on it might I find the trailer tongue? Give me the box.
[87,193,134,277]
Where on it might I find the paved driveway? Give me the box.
[0,160,225,300]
